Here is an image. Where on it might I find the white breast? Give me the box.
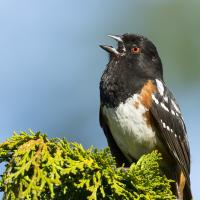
[102,94,159,161]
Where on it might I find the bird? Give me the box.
[99,33,192,200]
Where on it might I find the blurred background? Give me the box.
[0,0,199,198]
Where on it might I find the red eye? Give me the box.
[131,47,141,54]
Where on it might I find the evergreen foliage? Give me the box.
[0,131,175,200]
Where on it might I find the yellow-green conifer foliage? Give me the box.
[0,131,175,200]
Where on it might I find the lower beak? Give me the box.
[99,45,120,57]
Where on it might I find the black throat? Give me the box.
[100,57,148,108]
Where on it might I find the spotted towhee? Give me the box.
[99,33,192,200]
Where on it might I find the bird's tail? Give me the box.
[165,167,192,200]
[183,183,192,200]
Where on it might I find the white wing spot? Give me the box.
[171,110,175,115]
[156,79,164,96]
[171,100,181,113]
[152,94,159,104]
[161,102,169,112]
[164,96,168,103]
[161,120,173,132]
[161,119,166,128]
[166,126,170,131]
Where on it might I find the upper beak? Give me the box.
[99,34,125,57]
[107,34,123,43]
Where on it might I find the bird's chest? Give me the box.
[102,95,159,161]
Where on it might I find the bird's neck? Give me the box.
[100,62,146,107]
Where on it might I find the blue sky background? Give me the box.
[0,1,199,199]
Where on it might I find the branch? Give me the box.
[0,131,175,200]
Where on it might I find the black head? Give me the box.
[100,33,163,107]
[100,33,163,80]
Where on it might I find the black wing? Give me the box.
[150,79,190,182]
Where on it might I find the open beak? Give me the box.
[99,34,125,57]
